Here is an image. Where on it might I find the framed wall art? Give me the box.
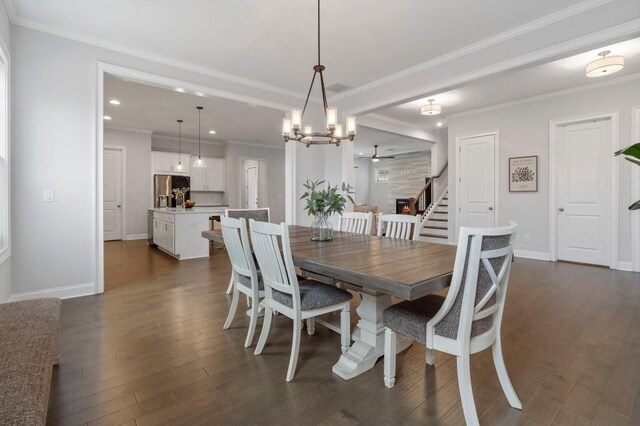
[509,155,538,192]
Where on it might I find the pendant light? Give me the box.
[193,106,207,168]
[174,119,185,172]
[585,50,624,78]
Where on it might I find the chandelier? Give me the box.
[282,0,356,147]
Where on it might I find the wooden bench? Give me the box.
[0,298,61,425]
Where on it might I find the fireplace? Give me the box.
[396,198,411,214]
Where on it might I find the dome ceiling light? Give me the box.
[421,99,442,116]
[585,50,624,78]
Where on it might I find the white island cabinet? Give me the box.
[152,207,226,259]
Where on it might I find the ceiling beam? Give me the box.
[359,114,437,143]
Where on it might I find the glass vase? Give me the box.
[175,192,185,209]
[311,215,333,241]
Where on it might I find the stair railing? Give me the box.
[421,186,448,228]
[410,162,448,217]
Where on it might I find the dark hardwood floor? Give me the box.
[48,240,640,425]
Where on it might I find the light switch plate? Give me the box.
[43,189,55,202]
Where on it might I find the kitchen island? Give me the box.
[151,206,226,259]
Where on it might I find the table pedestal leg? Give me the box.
[332,292,411,380]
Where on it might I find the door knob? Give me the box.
[558,207,565,212]
[488,207,494,211]
[117,204,121,208]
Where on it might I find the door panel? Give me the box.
[459,134,496,231]
[246,165,258,209]
[558,120,611,265]
[104,149,123,241]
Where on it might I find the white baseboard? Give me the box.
[125,233,149,241]
[616,261,633,271]
[514,250,550,261]
[9,282,96,302]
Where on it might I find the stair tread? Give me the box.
[421,233,448,238]
[429,218,448,222]
[424,225,448,230]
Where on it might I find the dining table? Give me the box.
[202,225,458,380]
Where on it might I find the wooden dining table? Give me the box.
[202,225,457,380]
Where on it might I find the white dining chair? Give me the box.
[382,223,521,426]
[220,216,264,348]
[377,213,421,241]
[224,208,271,294]
[249,220,353,382]
[337,211,373,235]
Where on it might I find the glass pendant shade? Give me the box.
[326,108,337,129]
[282,117,292,136]
[304,125,313,134]
[346,116,357,135]
[193,157,207,168]
[334,124,343,138]
[421,99,442,116]
[291,108,302,130]
[174,162,184,172]
[586,51,624,77]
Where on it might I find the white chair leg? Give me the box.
[244,296,259,348]
[306,317,316,335]
[254,307,273,355]
[223,287,239,330]
[383,328,396,388]
[492,338,522,409]
[340,308,350,354]
[286,318,302,382]
[425,348,435,366]
[456,353,479,426]
[225,274,233,294]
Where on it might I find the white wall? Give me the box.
[104,129,152,238]
[354,158,370,204]
[0,0,9,302]
[224,142,285,223]
[9,25,302,300]
[369,163,389,213]
[431,128,449,201]
[151,135,224,158]
[448,77,640,266]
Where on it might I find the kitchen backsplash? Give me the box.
[191,191,224,206]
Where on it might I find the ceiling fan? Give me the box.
[359,145,395,162]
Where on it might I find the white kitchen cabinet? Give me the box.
[152,151,190,176]
[153,212,176,254]
[190,156,225,192]
[152,208,225,259]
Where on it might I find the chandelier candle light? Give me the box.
[193,106,206,168]
[282,0,356,147]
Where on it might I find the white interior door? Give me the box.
[104,148,123,241]
[458,133,496,230]
[557,119,611,266]
[246,164,259,209]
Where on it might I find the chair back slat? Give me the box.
[427,222,517,348]
[225,208,270,223]
[338,212,372,235]
[377,214,421,241]
[249,221,301,303]
[220,216,257,281]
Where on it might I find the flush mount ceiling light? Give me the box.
[421,99,441,116]
[175,119,185,172]
[193,106,207,168]
[103,115,112,120]
[586,50,624,77]
[281,0,356,147]
[109,99,120,105]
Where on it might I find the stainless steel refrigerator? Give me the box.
[153,174,191,208]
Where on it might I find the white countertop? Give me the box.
[151,206,227,215]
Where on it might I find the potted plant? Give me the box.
[615,143,640,210]
[300,179,354,241]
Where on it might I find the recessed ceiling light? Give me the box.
[195,91,205,97]
[209,130,216,134]
[586,50,624,77]
[358,152,364,155]
[109,99,120,105]
[437,122,443,127]
[175,88,185,93]
[103,115,112,120]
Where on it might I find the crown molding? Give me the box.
[342,18,640,116]
[104,125,153,134]
[8,10,309,102]
[2,0,16,22]
[447,72,640,119]
[332,0,616,102]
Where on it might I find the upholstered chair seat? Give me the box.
[272,280,352,311]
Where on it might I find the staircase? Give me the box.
[420,190,449,244]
